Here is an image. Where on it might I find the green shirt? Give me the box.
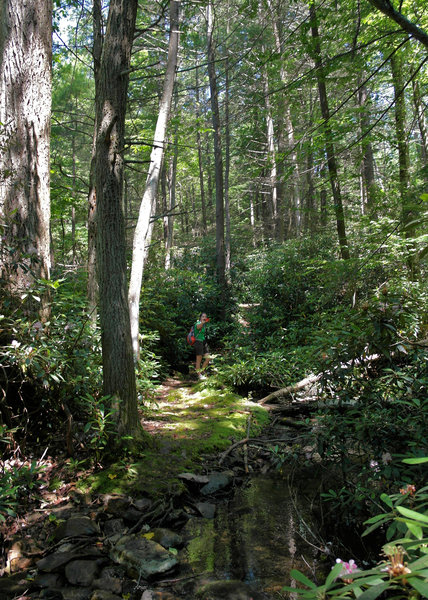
[195,321,206,342]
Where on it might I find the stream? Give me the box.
[175,471,328,599]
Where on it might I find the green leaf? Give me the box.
[406,522,423,539]
[289,569,317,589]
[357,582,389,600]
[402,457,428,464]
[409,555,428,570]
[281,585,314,598]
[325,562,343,587]
[396,506,428,524]
[386,523,396,541]
[365,513,388,525]
[409,577,428,597]
[380,493,393,508]
[362,520,388,537]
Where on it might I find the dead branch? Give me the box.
[258,373,321,405]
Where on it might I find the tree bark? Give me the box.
[87,0,103,326]
[224,7,231,281]
[207,1,226,293]
[358,83,377,216]
[390,53,411,233]
[128,0,181,359]
[165,122,178,270]
[195,64,207,235]
[412,78,427,167]
[0,0,52,319]
[310,2,350,260]
[262,65,278,238]
[95,0,140,437]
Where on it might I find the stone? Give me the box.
[37,552,80,573]
[65,560,99,586]
[200,472,233,495]
[33,573,64,589]
[134,498,152,512]
[39,590,64,600]
[109,534,178,579]
[60,587,92,600]
[53,516,100,542]
[195,502,216,519]
[122,507,144,524]
[178,473,209,484]
[101,495,132,516]
[92,567,122,595]
[150,528,183,549]
[102,519,125,538]
[37,548,104,573]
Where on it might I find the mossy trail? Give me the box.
[82,376,270,497]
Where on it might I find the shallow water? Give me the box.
[179,474,327,597]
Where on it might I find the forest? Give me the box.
[0,0,427,598]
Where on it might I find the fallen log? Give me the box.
[259,353,383,406]
[258,373,321,405]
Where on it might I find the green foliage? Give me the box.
[0,428,44,522]
[82,394,117,461]
[139,261,233,371]
[0,271,103,447]
[217,348,294,391]
[282,458,428,600]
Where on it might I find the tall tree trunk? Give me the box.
[390,54,410,229]
[165,138,178,270]
[128,0,181,359]
[195,64,207,235]
[412,78,427,166]
[358,82,377,215]
[310,2,350,260]
[0,0,52,319]
[262,65,278,239]
[304,92,316,233]
[95,0,140,437]
[165,88,178,270]
[224,13,231,281]
[206,1,226,292]
[87,0,103,325]
[265,0,300,240]
[71,120,77,265]
[390,51,416,277]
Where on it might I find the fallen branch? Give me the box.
[259,353,383,405]
[259,373,321,405]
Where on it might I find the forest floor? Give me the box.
[1,374,273,580]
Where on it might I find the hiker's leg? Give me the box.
[201,353,210,371]
[195,354,202,372]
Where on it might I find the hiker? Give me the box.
[194,312,210,378]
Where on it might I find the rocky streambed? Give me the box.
[1,463,327,600]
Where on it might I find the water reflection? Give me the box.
[181,474,324,596]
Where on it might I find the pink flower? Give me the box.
[336,558,359,582]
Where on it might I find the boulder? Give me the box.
[109,534,178,579]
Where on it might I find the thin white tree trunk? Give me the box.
[128,0,181,359]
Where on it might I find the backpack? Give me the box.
[187,324,196,345]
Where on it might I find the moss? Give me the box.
[79,381,270,498]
